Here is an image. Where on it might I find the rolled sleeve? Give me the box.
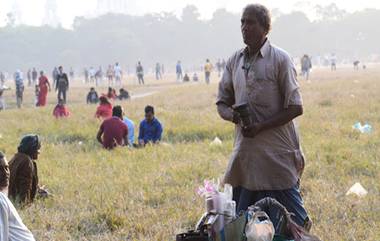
[279,54,303,108]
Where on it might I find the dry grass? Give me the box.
[0,67,379,240]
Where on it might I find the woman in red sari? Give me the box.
[37,71,51,106]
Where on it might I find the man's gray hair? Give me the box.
[243,4,271,33]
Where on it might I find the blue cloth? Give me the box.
[233,185,308,233]
[123,117,135,145]
[176,64,182,74]
[138,118,163,143]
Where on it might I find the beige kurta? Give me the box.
[216,40,305,191]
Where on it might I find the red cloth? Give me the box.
[53,105,70,118]
[37,76,49,106]
[99,117,128,149]
[95,103,113,119]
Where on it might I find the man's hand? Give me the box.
[242,122,263,138]
[232,110,240,124]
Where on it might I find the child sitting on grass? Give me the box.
[53,99,70,118]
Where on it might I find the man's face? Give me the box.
[59,67,63,73]
[31,149,40,160]
[241,9,267,47]
[145,112,154,122]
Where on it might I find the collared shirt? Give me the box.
[138,118,163,143]
[0,192,35,241]
[216,39,304,191]
[123,117,135,145]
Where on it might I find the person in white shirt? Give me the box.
[0,151,35,241]
[114,62,123,86]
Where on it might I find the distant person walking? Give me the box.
[301,54,312,80]
[0,71,5,86]
[176,61,183,82]
[204,59,213,84]
[136,61,144,85]
[107,65,114,86]
[52,67,58,87]
[37,71,51,107]
[32,68,38,85]
[55,66,69,103]
[353,60,360,70]
[14,70,24,108]
[27,69,32,87]
[330,54,337,71]
[155,63,162,80]
[114,62,123,86]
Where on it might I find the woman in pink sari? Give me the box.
[37,71,51,107]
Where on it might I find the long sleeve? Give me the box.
[0,199,10,241]
[154,121,163,142]
[17,161,33,204]
[138,122,144,141]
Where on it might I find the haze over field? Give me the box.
[0,0,379,71]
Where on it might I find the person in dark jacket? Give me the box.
[86,87,99,104]
[8,135,47,205]
[55,66,69,103]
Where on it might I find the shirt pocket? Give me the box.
[247,68,278,107]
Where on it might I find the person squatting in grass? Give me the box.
[97,105,129,149]
[53,99,70,118]
[138,105,163,146]
[0,151,36,241]
[8,135,49,206]
[216,3,312,233]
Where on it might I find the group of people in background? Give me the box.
[96,105,163,149]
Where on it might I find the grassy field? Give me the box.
[0,67,379,240]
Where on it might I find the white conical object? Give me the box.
[346,182,368,197]
[210,137,222,146]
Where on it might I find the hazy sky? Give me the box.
[1,0,380,28]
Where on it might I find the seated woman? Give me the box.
[8,135,48,205]
[105,87,117,100]
[95,96,113,119]
[53,99,70,118]
[0,151,36,240]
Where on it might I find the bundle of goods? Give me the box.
[176,181,321,241]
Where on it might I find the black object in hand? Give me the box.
[234,103,251,127]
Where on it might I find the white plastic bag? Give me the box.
[245,211,274,241]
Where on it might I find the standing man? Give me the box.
[330,53,337,71]
[52,67,59,87]
[176,61,183,82]
[14,70,24,108]
[27,69,32,87]
[114,62,123,86]
[300,54,312,80]
[204,59,213,84]
[155,63,162,80]
[32,68,38,85]
[136,61,144,85]
[216,4,311,232]
[55,66,69,103]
